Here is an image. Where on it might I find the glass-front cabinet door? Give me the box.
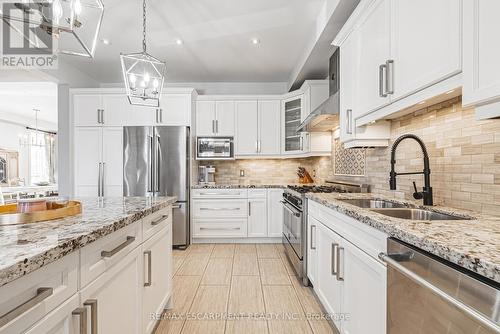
[282,95,308,154]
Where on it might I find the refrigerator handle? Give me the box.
[148,135,153,193]
[156,134,161,192]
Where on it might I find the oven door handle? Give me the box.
[280,201,301,217]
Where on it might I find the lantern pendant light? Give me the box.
[120,0,166,107]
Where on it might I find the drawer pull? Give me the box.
[200,207,241,211]
[72,307,88,334]
[0,287,53,327]
[144,250,152,287]
[101,236,135,258]
[151,214,168,226]
[199,227,240,231]
[83,299,98,334]
[199,192,240,196]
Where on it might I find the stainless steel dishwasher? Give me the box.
[379,238,500,334]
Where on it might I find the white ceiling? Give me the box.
[0,82,58,124]
[62,0,325,84]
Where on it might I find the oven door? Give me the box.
[281,200,303,259]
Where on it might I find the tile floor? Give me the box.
[154,243,338,334]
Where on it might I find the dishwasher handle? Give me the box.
[379,252,500,333]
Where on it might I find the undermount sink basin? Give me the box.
[339,198,413,209]
[370,208,472,221]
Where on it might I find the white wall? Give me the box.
[0,120,31,183]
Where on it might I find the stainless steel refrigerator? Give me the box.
[123,126,190,248]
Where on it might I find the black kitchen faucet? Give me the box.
[389,134,433,206]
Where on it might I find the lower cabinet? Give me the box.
[309,202,387,334]
[23,295,81,334]
[248,196,267,237]
[267,189,284,237]
[80,246,142,334]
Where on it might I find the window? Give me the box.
[29,130,57,185]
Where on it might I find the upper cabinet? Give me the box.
[335,0,463,127]
[463,0,500,119]
[195,100,235,136]
[282,95,309,155]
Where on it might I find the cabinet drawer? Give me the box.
[142,206,172,241]
[80,221,142,288]
[248,189,267,198]
[192,199,248,218]
[0,252,78,334]
[193,220,248,238]
[192,189,248,199]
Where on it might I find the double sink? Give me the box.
[339,199,472,221]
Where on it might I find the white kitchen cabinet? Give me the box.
[215,101,236,136]
[316,223,344,331]
[235,101,259,155]
[390,0,461,101]
[160,93,192,126]
[267,189,283,238]
[307,216,319,286]
[101,95,130,126]
[195,100,235,137]
[339,28,357,143]
[282,95,309,155]
[258,100,281,155]
[73,94,102,127]
[80,247,142,334]
[195,101,216,136]
[355,0,391,115]
[463,0,500,118]
[23,295,81,334]
[142,225,172,334]
[248,197,267,238]
[74,127,123,197]
[342,239,386,334]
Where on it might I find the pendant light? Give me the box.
[120,0,166,107]
[0,0,104,58]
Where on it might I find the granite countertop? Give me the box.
[192,184,287,189]
[306,193,500,283]
[0,196,176,287]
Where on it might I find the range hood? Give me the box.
[297,49,340,133]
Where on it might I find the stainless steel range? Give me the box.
[281,181,368,286]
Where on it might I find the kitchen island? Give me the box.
[0,196,176,334]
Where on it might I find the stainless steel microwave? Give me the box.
[196,137,234,160]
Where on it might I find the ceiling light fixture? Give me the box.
[251,38,260,45]
[175,39,183,45]
[101,38,111,45]
[120,0,166,107]
[0,0,104,58]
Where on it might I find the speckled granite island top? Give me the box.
[0,196,176,287]
[306,193,500,283]
[192,184,287,189]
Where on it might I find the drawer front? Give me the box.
[143,206,172,241]
[0,252,78,334]
[193,219,248,238]
[192,199,248,218]
[317,204,387,260]
[81,220,142,288]
[192,189,248,199]
[248,189,267,198]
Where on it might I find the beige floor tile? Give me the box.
[280,253,298,276]
[256,244,280,258]
[201,258,232,285]
[189,285,230,314]
[290,275,323,315]
[228,276,265,315]
[233,253,260,276]
[169,275,202,314]
[274,243,286,255]
[225,318,269,334]
[189,243,215,254]
[172,257,185,277]
[155,318,185,334]
[267,320,312,334]
[262,285,304,317]
[211,244,235,258]
[308,319,338,334]
[180,320,225,334]
[235,243,257,254]
[259,259,291,285]
[176,253,210,276]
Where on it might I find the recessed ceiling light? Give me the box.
[175,39,183,45]
[251,38,260,45]
[101,38,111,45]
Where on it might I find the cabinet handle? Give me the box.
[155,109,159,123]
[160,109,163,123]
[72,307,88,334]
[331,243,338,276]
[212,120,215,134]
[97,163,102,197]
[255,140,259,153]
[200,227,240,231]
[144,250,152,287]
[83,299,98,334]
[100,109,104,124]
[151,214,168,226]
[346,109,353,135]
[258,140,261,153]
[101,236,135,258]
[200,207,240,211]
[300,136,304,151]
[337,246,344,281]
[216,120,219,134]
[379,64,388,97]
[97,109,100,124]
[199,192,240,196]
[101,162,105,197]
[0,287,53,328]
[248,202,251,216]
[310,225,316,250]
[386,59,394,95]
